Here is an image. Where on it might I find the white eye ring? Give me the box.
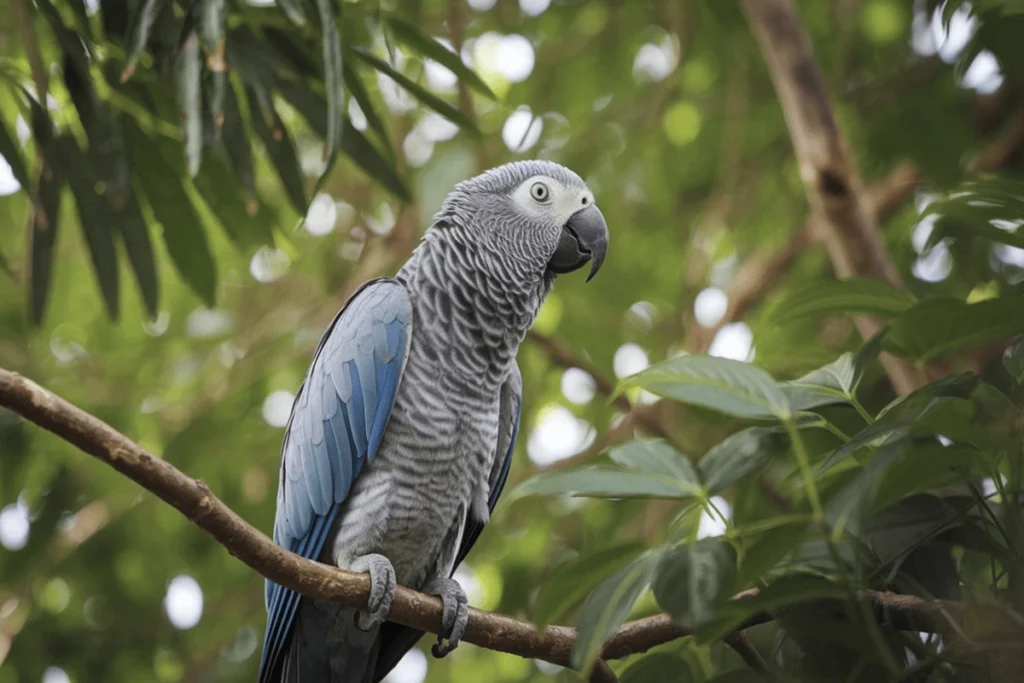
[530,182,550,203]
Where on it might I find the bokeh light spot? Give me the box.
[561,368,597,405]
[0,501,30,551]
[163,575,204,630]
[694,287,728,328]
[662,102,702,146]
[262,390,295,428]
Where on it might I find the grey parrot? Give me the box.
[257,160,609,683]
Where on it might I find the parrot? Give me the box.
[257,160,609,683]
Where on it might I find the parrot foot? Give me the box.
[424,577,468,659]
[351,554,396,631]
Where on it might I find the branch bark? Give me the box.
[741,0,926,396]
[0,367,1007,673]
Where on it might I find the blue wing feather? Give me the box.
[257,278,413,683]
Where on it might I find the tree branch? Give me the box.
[741,0,926,396]
[0,367,1009,673]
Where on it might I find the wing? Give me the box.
[370,363,523,682]
[257,278,413,683]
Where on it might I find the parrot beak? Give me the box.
[548,204,609,282]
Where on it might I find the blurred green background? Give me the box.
[2,0,1024,682]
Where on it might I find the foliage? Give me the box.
[2,0,1024,682]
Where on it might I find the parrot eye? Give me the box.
[529,182,550,203]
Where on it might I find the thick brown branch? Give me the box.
[741,0,926,396]
[0,368,1007,673]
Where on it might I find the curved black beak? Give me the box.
[547,204,609,282]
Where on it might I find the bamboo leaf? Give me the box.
[176,32,204,177]
[123,117,217,306]
[351,47,480,135]
[28,131,64,325]
[275,79,409,200]
[0,115,30,197]
[194,150,275,248]
[115,192,160,317]
[247,86,306,215]
[218,78,256,196]
[123,0,174,81]
[277,0,308,26]
[315,0,345,162]
[60,137,120,319]
[343,62,391,153]
[384,16,496,99]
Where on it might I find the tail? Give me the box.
[279,603,381,683]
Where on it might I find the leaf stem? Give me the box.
[851,396,874,424]
[783,418,823,521]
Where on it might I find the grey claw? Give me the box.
[351,554,396,631]
[424,577,468,658]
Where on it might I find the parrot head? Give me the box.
[439,160,609,282]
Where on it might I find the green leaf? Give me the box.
[621,355,791,420]
[696,574,847,644]
[315,0,345,162]
[620,652,693,683]
[123,118,217,305]
[511,466,696,501]
[198,0,226,56]
[277,0,308,25]
[737,520,813,587]
[872,443,984,512]
[607,439,699,487]
[571,551,661,674]
[653,539,736,630]
[341,120,409,201]
[343,63,392,153]
[885,297,1024,361]
[176,32,204,177]
[698,428,775,495]
[767,278,917,325]
[60,137,120,319]
[115,192,160,318]
[384,17,496,100]
[217,78,257,197]
[81,107,159,318]
[0,116,30,197]
[350,48,480,136]
[275,79,409,200]
[782,352,858,411]
[247,87,306,216]
[533,542,645,629]
[879,371,979,418]
[28,146,64,326]
[193,150,275,248]
[123,0,174,81]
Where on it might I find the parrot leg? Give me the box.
[424,577,468,659]
[350,553,397,631]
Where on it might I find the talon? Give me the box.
[350,553,396,631]
[424,577,468,659]
[432,638,457,659]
